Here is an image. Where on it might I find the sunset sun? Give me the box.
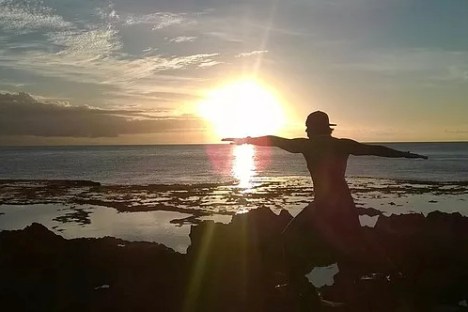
[198,80,285,138]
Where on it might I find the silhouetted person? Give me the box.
[223,111,427,304]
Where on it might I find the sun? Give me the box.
[198,79,285,138]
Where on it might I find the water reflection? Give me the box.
[0,204,192,253]
[232,145,255,189]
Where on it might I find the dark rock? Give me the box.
[0,223,185,312]
[2,210,468,311]
[185,207,296,311]
[357,206,382,217]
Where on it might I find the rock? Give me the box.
[185,207,297,311]
[2,209,468,311]
[0,223,185,312]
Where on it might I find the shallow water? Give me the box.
[0,204,197,253]
[307,263,340,288]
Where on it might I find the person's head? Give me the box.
[305,111,336,137]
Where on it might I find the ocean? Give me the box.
[1,142,467,184]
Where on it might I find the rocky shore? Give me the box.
[2,207,468,311]
[1,179,467,224]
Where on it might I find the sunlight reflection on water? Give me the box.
[232,145,256,189]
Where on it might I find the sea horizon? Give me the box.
[1,140,468,148]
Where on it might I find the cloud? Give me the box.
[0,27,220,92]
[0,2,221,101]
[437,66,468,82]
[235,50,269,58]
[168,36,197,43]
[95,2,120,22]
[0,92,205,138]
[49,28,122,61]
[198,60,223,68]
[124,12,192,30]
[0,0,73,34]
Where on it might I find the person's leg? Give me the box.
[281,203,329,277]
[280,203,335,308]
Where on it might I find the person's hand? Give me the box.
[221,137,251,145]
[406,152,428,159]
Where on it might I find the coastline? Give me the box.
[1,177,466,217]
[1,177,467,251]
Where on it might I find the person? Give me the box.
[222,111,427,304]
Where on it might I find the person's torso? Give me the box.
[302,137,351,201]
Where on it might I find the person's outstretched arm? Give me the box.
[341,139,428,159]
[222,136,308,153]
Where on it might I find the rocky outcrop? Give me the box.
[2,209,468,311]
[0,223,186,312]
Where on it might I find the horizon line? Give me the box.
[1,140,467,148]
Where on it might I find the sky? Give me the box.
[1,0,467,145]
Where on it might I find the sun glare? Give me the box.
[198,80,285,138]
[232,144,255,189]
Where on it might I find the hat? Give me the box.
[306,111,337,129]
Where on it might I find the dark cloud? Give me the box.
[0,92,205,138]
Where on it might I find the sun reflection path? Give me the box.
[232,144,256,190]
